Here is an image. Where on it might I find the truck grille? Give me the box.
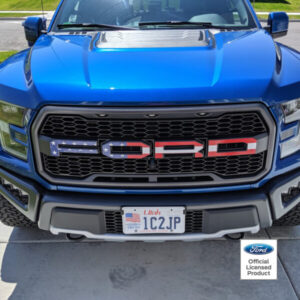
[32,105,275,188]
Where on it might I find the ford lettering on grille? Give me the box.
[48,138,262,159]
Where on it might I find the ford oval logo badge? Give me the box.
[244,243,274,255]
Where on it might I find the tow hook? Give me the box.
[66,233,86,242]
[224,232,245,241]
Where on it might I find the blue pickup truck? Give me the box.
[0,0,299,241]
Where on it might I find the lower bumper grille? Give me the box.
[105,210,203,234]
[105,211,123,234]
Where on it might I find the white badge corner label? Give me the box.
[240,239,277,280]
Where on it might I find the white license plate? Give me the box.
[122,207,185,234]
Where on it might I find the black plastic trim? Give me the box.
[202,207,259,234]
[0,168,40,221]
[38,187,272,231]
[268,168,300,220]
[51,208,106,235]
[50,206,259,236]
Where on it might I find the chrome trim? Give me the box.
[96,29,209,49]
[280,126,300,158]
[50,224,260,242]
[286,109,300,124]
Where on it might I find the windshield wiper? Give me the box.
[139,21,227,29]
[57,23,136,31]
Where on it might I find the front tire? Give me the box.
[0,195,36,227]
[273,203,300,226]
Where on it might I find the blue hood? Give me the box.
[0,29,299,108]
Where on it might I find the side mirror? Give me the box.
[23,17,47,47]
[267,12,289,38]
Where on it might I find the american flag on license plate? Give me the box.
[125,213,141,223]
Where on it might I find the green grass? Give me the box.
[0,51,18,63]
[251,0,300,12]
[258,14,300,20]
[0,0,299,12]
[0,12,39,17]
[0,0,59,11]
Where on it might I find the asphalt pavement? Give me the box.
[0,20,26,52]
[0,224,299,299]
[0,17,299,300]
[275,21,300,51]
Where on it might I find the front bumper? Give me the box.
[0,167,299,241]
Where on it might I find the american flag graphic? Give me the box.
[101,141,150,159]
[125,213,141,223]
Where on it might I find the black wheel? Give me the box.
[273,203,300,226]
[0,195,36,227]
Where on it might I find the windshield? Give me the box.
[52,0,257,31]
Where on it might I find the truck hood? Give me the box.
[1,29,284,107]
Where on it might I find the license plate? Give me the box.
[122,207,185,234]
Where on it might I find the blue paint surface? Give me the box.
[0,0,299,194]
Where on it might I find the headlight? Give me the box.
[282,99,300,124]
[280,99,300,159]
[0,101,29,160]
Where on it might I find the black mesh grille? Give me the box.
[36,108,270,187]
[42,152,266,178]
[185,210,203,233]
[105,210,203,234]
[105,211,123,233]
[40,113,266,139]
